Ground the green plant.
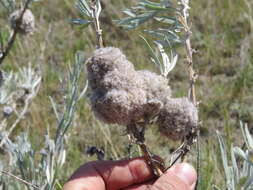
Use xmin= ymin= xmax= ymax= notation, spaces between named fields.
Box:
xmin=0 ymin=64 xmax=41 ymax=148
xmin=217 ymin=122 xmax=253 ymax=190
xmin=0 ymin=53 xmax=86 ymax=189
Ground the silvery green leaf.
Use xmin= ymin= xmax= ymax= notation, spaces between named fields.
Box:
xmin=241 ymin=121 xmax=249 ymax=148
xmin=140 ymin=0 xmax=161 ymax=7
xmin=46 ymin=163 xmax=51 ymax=183
xmin=0 ymin=71 xmax=17 ymax=104
xmin=55 ymin=52 xmax=84 ymax=144
xmin=145 ymin=29 xmax=165 ymax=39
xmin=243 ymin=167 xmax=253 ymax=190
xmin=240 ymin=122 xmax=253 ymax=149
xmin=155 ymin=41 xmax=178 ymax=77
xmin=140 ymin=35 xmax=177 ymax=77
xmin=118 ymin=12 xmax=157 ymax=30
xmin=229 ymin=166 xmax=236 ymax=190
xmin=161 ymin=0 xmax=171 ymax=7
xmin=145 ymin=29 xmax=181 ymax=43
xmin=78 ymin=80 xmax=88 ymax=100
xmin=117 ymin=17 xmax=138 ymax=29
xmin=140 ymin=35 xmax=162 ymax=70
xmin=245 ymin=124 xmax=253 ymax=149
xmin=71 ymin=18 xmax=92 ymax=26
xmin=76 ymin=0 xmax=92 ymax=17
xmin=57 ymin=149 xmax=66 ymax=167
xmin=49 ymin=96 xmax=60 ymax=122
xmin=157 ymin=28 xmax=181 ymax=41
xmin=155 ymin=42 xmax=169 ymax=75
xmin=139 ymin=0 xmax=171 ymax=11
xmin=122 ymin=9 xmax=136 ymax=17
xmin=242 ymin=159 xmax=250 ymax=179
xmin=231 ymin=145 xmax=239 ymax=183
xmin=217 ymin=131 xmax=233 ymax=189
xmin=154 ymin=16 xmax=176 ymax=24
xmin=119 ymin=1 xmax=181 ymax=40
xmin=1 ymin=0 xmax=15 ymax=12
xmin=243 ymin=180 xmax=253 ymax=190
xmin=233 ymin=147 xmax=247 ymax=160
xmin=17 ymin=64 xmax=41 ymax=94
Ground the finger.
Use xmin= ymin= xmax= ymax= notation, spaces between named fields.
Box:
xmin=92 ymin=158 xmax=154 ymax=190
xmin=121 ymin=163 xmax=197 ymax=190
xmin=152 ymin=163 xmax=197 ymax=190
xmin=62 ymin=157 xmax=154 ymax=190
xmin=120 ymin=179 xmax=155 ymax=190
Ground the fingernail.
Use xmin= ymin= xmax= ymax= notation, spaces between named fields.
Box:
xmin=169 ymin=163 xmax=197 ymax=186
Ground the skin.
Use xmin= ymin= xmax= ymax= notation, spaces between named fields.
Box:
xmin=62 ymin=158 xmax=197 ymax=190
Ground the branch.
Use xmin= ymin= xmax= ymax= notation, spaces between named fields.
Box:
xmin=0 ymin=98 xmax=31 ymax=147
xmin=91 ymin=0 xmax=103 ymax=48
xmin=177 ymin=0 xmax=197 ymax=106
xmin=176 ymin=1 xmax=200 ymax=188
xmin=0 ymin=0 xmax=32 ymax=65
xmin=0 ymin=170 xmax=40 ymax=189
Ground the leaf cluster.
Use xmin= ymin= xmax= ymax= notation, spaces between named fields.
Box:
xmin=217 ymin=122 xmax=253 ymax=190
xmin=118 ymin=0 xmax=182 ymax=45
xmin=0 ymin=53 xmax=86 ymax=189
xmin=118 ymin=0 xmax=183 ymax=78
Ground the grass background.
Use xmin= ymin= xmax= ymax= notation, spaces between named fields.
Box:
xmin=0 ymin=0 xmax=253 ymax=189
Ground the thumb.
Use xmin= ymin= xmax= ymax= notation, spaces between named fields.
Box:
xmin=152 ymin=163 xmax=197 ymax=190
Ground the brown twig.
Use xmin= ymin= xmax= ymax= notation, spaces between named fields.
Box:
xmin=127 ymin=123 xmax=165 ymax=177
xmin=176 ymin=0 xmax=199 ymax=156
xmin=91 ymin=0 xmax=103 ymax=48
xmin=0 ymin=0 xmax=32 ymax=65
xmin=167 ymin=3 xmax=198 ymax=168
xmin=0 ymin=170 xmax=40 ymax=189
xmin=139 ymin=143 xmax=165 ymax=176
xmin=173 ymin=1 xmax=200 ymax=188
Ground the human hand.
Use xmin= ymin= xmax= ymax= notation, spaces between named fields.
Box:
xmin=62 ymin=158 xmax=197 ymax=190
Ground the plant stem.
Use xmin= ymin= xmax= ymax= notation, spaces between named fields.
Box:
xmin=178 ymin=1 xmax=197 ymax=106
xmin=0 ymin=170 xmax=40 ymax=189
xmin=0 ymin=0 xmax=32 ymax=65
xmin=178 ymin=1 xmax=200 ymax=189
xmin=127 ymin=123 xmax=165 ymax=177
xmin=139 ymin=143 xmax=165 ymax=176
xmin=0 ymin=95 xmax=32 ymax=147
xmin=91 ymin=0 xmax=103 ymax=48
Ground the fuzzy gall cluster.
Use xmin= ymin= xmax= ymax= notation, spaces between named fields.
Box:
xmin=10 ymin=9 xmax=35 ymax=35
xmin=157 ymin=98 xmax=198 ymax=140
xmin=87 ymin=47 xmax=198 ymax=140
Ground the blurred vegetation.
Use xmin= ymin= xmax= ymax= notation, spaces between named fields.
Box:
xmin=0 ymin=0 xmax=252 ymax=189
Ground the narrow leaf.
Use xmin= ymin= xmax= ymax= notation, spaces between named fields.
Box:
xmin=140 ymin=35 xmax=162 ymax=70
xmin=76 ymin=0 xmax=92 ymax=17
xmin=71 ymin=18 xmax=92 ymax=26
xmin=154 ymin=16 xmax=176 ymax=24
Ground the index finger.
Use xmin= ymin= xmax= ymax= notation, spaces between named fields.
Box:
xmin=62 ymin=157 xmax=154 ymax=190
